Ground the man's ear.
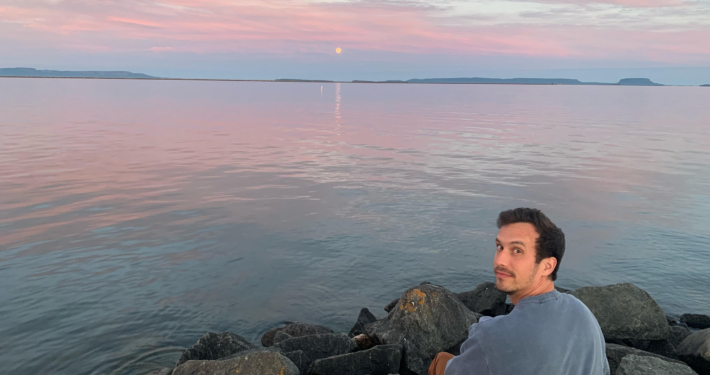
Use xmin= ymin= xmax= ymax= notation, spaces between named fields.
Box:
xmin=542 ymin=257 xmax=557 ymax=277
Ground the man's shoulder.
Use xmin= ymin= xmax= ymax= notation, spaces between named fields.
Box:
xmin=474 ymin=292 xmax=597 ymax=331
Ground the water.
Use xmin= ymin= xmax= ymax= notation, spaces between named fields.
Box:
xmin=0 ymin=78 xmax=708 ymax=374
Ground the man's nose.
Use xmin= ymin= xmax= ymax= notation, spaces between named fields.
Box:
xmin=494 ymin=248 xmax=509 ymax=267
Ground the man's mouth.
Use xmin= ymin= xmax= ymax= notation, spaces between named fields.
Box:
xmin=495 ymin=271 xmax=513 ymax=278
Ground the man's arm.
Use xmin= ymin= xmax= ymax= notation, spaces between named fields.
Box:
xmin=439 ymin=320 xmax=492 ymax=375
xmin=429 ymin=352 xmax=454 ymax=375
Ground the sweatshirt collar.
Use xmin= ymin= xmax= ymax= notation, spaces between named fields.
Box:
xmin=516 ymin=289 xmax=561 ymax=305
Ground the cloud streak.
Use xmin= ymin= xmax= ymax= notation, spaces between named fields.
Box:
xmin=0 ymin=0 xmax=708 ymax=67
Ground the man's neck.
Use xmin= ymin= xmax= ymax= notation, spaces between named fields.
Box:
xmin=510 ymin=280 xmax=555 ymax=305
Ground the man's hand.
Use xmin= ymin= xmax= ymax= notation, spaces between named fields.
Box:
xmin=429 ymin=352 xmax=455 ymax=375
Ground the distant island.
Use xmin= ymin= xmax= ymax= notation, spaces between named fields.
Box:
xmin=701 ymin=84 xmax=710 ymax=87
xmin=355 ymin=77 xmax=664 ymax=86
xmin=1 ymin=67 xmax=696 ymax=86
xmin=0 ymin=67 xmax=155 ymax=79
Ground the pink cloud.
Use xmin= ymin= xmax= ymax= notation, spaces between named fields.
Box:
xmin=0 ymin=0 xmax=708 ymax=65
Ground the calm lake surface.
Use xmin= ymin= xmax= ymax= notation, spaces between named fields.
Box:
xmin=1 ymin=78 xmax=708 ymax=374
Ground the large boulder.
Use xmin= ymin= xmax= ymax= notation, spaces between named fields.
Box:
xmin=176 ymin=331 xmax=256 ymax=366
xmin=384 ymin=298 xmax=399 ymax=313
xmin=273 ymin=331 xmax=294 ymax=345
xmin=645 ymin=340 xmax=677 ymax=359
xmin=146 ymin=369 xmax=173 ymax=375
xmin=616 ymin=354 xmax=697 ymax=375
xmin=606 ymin=343 xmax=686 ymax=375
xmin=676 ymin=328 xmax=710 ymax=375
xmin=172 ymin=350 xmax=299 ymax=375
xmin=572 ymin=283 xmax=669 ymax=341
xmin=681 ymin=314 xmax=710 ymax=329
xmin=348 ymin=308 xmax=378 ymax=338
xmin=273 ymin=332 xmax=357 ymax=371
xmin=282 ymin=350 xmax=309 ymax=375
xmin=261 ymin=322 xmax=333 ymax=347
xmin=455 ymin=282 xmax=507 ymax=317
xmin=669 ymin=325 xmax=693 ymax=348
xmin=309 ymin=344 xmax=402 ymax=375
xmin=365 ymin=282 xmax=479 ymax=375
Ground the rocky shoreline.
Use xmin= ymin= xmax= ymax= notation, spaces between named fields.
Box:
xmin=146 ymin=282 xmax=710 ymax=375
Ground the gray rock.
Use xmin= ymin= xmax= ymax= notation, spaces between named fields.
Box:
xmin=283 ymin=350 xmax=310 ymax=375
xmin=366 ymin=282 xmax=479 ymax=375
xmin=146 ymin=368 xmax=173 ymax=375
xmin=606 ymin=343 xmax=686 ymax=375
xmin=666 ymin=315 xmax=678 ymax=325
xmin=353 ymin=333 xmax=376 ymax=350
xmin=503 ymin=303 xmax=514 ymax=315
xmin=616 ymin=354 xmax=697 ymax=375
xmin=384 ymin=298 xmax=399 ymax=313
xmin=261 ymin=322 xmax=334 ymax=347
xmin=176 ymin=331 xmax=256 ymax=366
xmin=572 ymin=283 xmax=669 ymax=341
xmin=676 ymin=328 xmax=710 ymax=375
xmin=455 ymin=282 xmax=507 ymax=317
xmin=646 ymin=340 xmax=677 ymax=359
xmin=669 ymin=325 xmax=693 ymax=348
xmin=172 ymin=350 xmax=299 ymax=375
xmin=681 ymin=314 xmax=710 ymax=329
xmin=274 ymin=332 xmax=358 ymax=371
xmin=555 ymin=286 xmax=573 ymax=294
xmin=349 ymin=308 xmax=378 ymax=338
xmin=309 ymin=344 xmax=402 ymax=375
xmin=274 ymin=331 xmax=294 ymax=345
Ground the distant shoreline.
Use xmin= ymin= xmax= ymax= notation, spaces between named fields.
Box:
xmin=0 ymin=76 xmax=691 ymax=86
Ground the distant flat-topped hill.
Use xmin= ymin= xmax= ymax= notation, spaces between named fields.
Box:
xmin=616 ymin=78 xmax=662 ymax=86
xmin=0 ymin=67 xmax=155 ymax=79
xmin=404 ymin=77 xmax=664 ymax=86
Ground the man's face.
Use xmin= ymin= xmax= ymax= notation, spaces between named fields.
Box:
xmin=494 ymin=222 xmax=542 ymax=294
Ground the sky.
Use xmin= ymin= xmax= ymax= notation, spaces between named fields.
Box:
xmin=1 ymin=0 xmax=709 ymax=84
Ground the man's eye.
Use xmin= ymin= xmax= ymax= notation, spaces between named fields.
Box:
xmin=514 ymin=249 xmax=522 ymax=254
xmin=496 ymin=245 xmax=503 ymax=251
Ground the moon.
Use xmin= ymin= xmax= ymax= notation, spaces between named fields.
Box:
xmin=336 ymin=47 xmax=342 ymax=54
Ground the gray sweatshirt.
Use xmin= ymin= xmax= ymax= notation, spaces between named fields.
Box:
xmin=445 ymin=289 xmax=610 ymax=375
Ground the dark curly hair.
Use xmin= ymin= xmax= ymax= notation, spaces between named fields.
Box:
xmin=497 ymin=208 xmax=565 ymax=281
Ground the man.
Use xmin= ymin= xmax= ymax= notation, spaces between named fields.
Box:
xmin=429 ymin=208 xmax=609 ymax=375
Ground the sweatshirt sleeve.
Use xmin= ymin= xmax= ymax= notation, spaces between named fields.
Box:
xmin=444 ymin=322 xmax=492 ymax=375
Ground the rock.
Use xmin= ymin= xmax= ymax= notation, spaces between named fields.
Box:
xmin=572 ymin=283 xmax=669 ymax=341
xmin=681 ymin=314 xmax=710 ymax=329
xmin=646 ymin=340 xmax=677 ymax=359
xmin=172 ymin=350 xmax=299 ymax=375
xmin=365 ymin=282 xmax=479 ymax=375
xmin=348 ymin=308 xmax=378 ymax=338
xmin=667 ymin=315 xmax=678 ymax=325
xmin=676 ymin=328 xmax=710 ymax=375
xmin=273 ymin=332 xmax=357 ymax=371
xmin=353 ymin=334 xmax=376 ymax=350
xmin=616 ymin=354 xmax=697 ymax=375
xmin=146 ymin=368 xmax=173 ymax=375
xmin=176 ymin=331 xmax=256 ymax=366
xmin=455 ymin=282 xmax=507 ymax=317
xmin=503 ymin=303 xmax=514 ymax=315
xmin=669 ymin=325 xmax=693 ymax=348
xmin=309 ymin=344 xmax=402 ymax=375
xmin=555 ymin=286 xmax=573 ymax=294
xmin=606 ymin=343 xmax=686 ymax=375
xmin=274 ymin=331 xmax=293 ymax=345
xmin=384 ymin=298 xmax=399 ymax=313
xmin=261 ymin=322 xmax=333 ymax=347
xmin=282 ymin=350 xmax=309 ymax=375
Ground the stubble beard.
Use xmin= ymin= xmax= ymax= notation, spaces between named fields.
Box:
xmin=495 ymin=264 xmax=539 ymax=295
